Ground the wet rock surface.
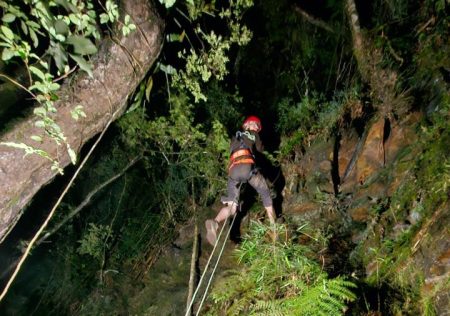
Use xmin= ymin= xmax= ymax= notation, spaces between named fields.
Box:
xmin=281 ymin=112 xmax=448 ymax=313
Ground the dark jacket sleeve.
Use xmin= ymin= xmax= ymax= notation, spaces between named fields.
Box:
xmin=253 ymin=132 xmax=263 ymax=153
xmin=229 ymin=136 xmax=239 ymax=153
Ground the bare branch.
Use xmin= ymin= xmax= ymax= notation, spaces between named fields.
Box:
xmin=35 ymin=155 xmax=141 ymax=247
xmin=293 ymin=5 xmax=335 ymax=33
xmin=0 ymin=111 xmax=116 ymax=302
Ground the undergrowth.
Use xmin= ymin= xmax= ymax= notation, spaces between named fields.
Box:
xmin=205 ymin=222 xmax=356 ymax=315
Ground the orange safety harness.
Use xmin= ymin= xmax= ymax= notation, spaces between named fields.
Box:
xmin=228 ymin=148 xmax=254 ymax=171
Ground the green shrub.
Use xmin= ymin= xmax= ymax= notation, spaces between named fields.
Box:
xmin=206 ymin=222 xmax=356 ymax=315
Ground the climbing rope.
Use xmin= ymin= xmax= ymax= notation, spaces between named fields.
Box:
xmin=184 ymin=180 xmax=248 ymax=315
xmin=195 ymin=211 xmax=238 ymax=316
xmin=185 ymin=180 xmax=246 ymax=316
xmin=0 ymin=112 xmax=118 ymax=303
xmin=184 ymin=210 xmax=238 ymax=316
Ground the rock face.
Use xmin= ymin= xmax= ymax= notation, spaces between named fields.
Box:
xmin=0 ymin=0 xmax=164 ymax=243
xmin=410 ymin=203 xmax=450 ymax=315
xmin=281 ymin=111 xmax=449 ymax=313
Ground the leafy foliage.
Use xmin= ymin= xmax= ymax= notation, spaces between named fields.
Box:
xmin=77 ymin=223 xmax=112 ymax=261
xmin=206 ymin=222 xmax=356 ymax=315
xmin=119 ymin=92 xmax=229 ymax=209
xmin=277 ymin=89 xmax=361 ymax=158
xmin=170 ymin=0 xmax=253 ymax=102
xmin=0 ymin=0 xmax=134 ymax=172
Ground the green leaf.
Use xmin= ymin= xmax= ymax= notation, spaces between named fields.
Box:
xmin=71 ymin=105 xmax=86 ymax=120
xmin=1 ymin=26 xmax=14 ymax=40
xmin=50 ymin=92 xmax=59 ymax=101
xmin=30 ymin=135 xmax=43 ymax=142
xmin=126 ymin=101 xmax=140 ymax=114
xmin=39 ymin=60 xmax=49 ymax=70
xmin=29 ymin=28 xmax=39 ymax=48
xmin=159 ymin=63 xmax=176 ymax=75
xmin=99 ymin=13 xmax=109 ymax=24
xmin=35 ymin=120 xmax=45 ymax=128
xmin=159 ymin=0 xmax=177 ymax=9
xmin=33 ymin=106 xmax=47 ymax=116
xmin=145 ymin=76 xmax=153 ymax=101
xmin=67 ymin=146 xmax=77 ymax=164
xmin=166 ymin=33 xmax=181 ymax=42
xmin=49 ymin=43 xmax=68 ymax=72
xmin=122 ymin=26 xmax=130 ymax=36
xmin=29 ymin=66 xmax=46 ymax=81
xmin=49 ymin=82 xmax=60 ymax=91
xmin=0 ymin=142 xmax=26 ymax=150
xmin=68 ymin=13 xmax=79 ymax=25
xmin=66 ymin=35 xmax=97 ymax=55
xmin=70 ymin=54 xmax=93 ymax=77
xmin=54 ymin=0 xmax=78 ymax=13
xmin=26 ymin=21 xmax=40 ymax=29
xmin=30 ymin=82 xmax=45 ymax=92
xmin=1 ymin=48 xmax=15 ymax=61
xmin=54 ymin=19 xmax=69 ymax=35
xmin=51 ymin=162 xmax=64 ymax=174
xmin=2 ymin=13 xmax=16 ymax=23
xmin=20 ymin=20 xmax=28 ymax=35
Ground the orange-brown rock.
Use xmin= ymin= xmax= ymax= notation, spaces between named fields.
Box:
xmin=286 ymin=201 xmax=321 ymax=215
xmin=348 ymin=204 xmax=370 ymax=222
xmin=384 ymin=113 xmax=421 ymax=164
xmin=338 ymin=131 xmax=359 ymax=185
xmin=355 ymin=117 xmax=385 ymax=185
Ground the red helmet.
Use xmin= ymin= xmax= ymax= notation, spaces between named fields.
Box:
xmin=243 ymin=115 xmax=262 ymax=132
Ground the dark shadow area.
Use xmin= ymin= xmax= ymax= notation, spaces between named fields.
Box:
xmin=349 ymin=281 xmax=409 ymax=315
xmin=324 ymin=232 xmax=355 ymax=278
xmin=0 ymin=168 xmax=75 ymax=286
xmin=195 ymin=232 xmax=202 ymax=286
xmin=331 ymin=132 xmax=341 ymax=195
xmin=0 ymin=127 xmax=117 ymax=287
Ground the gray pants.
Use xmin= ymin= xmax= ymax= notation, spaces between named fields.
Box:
xmin=223 ymin=164 xmax=272 ymax=207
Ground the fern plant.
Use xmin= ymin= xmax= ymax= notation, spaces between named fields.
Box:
xmin=205 ymin=221 xmax=356 ymax=315
xmin=282 ymin=277 xmax=357 ymax=315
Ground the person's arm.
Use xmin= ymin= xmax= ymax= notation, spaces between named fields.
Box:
xmin=254 ymin=132 xmax=264 ymax=153
xmin=230 ymin=136 xmax=239 ymax=153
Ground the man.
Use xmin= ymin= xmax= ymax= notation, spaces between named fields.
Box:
xmin=205 ymin=115 xmax=275 ymax=246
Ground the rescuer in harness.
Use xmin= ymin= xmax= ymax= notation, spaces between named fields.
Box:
xmin=205 ymin=116 xmax=276 ymax=246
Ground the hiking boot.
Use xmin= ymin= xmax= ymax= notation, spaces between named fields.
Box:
xmin=205 ymin=219 xmax=219 ymax=246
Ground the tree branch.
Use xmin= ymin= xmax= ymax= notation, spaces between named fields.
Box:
xmin=186 ymin=223 xmax=199 ymax=316
xmin=345 ymin=0 xmax=368 ymax=80
xmin=293 ymin=5 xmax=335 ymax=33
xmin=0 ymin=110 xmax=116 ymax=302
xmin=35 ymin=155 xmax=141 ymax=247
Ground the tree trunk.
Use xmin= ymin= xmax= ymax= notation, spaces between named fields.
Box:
xmin=0 ymin=0 xmax=164 ymax=243
xmin=345 ymin=0 xmax=367 ymax=80
xmin=345 ymin=0 xmax=407 ymax=116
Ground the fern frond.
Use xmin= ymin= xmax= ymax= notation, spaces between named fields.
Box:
xmin=250 ymin=299 xmax=284 ymax=316
xmin=207 ymin=221 xmax=357 ymax=315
